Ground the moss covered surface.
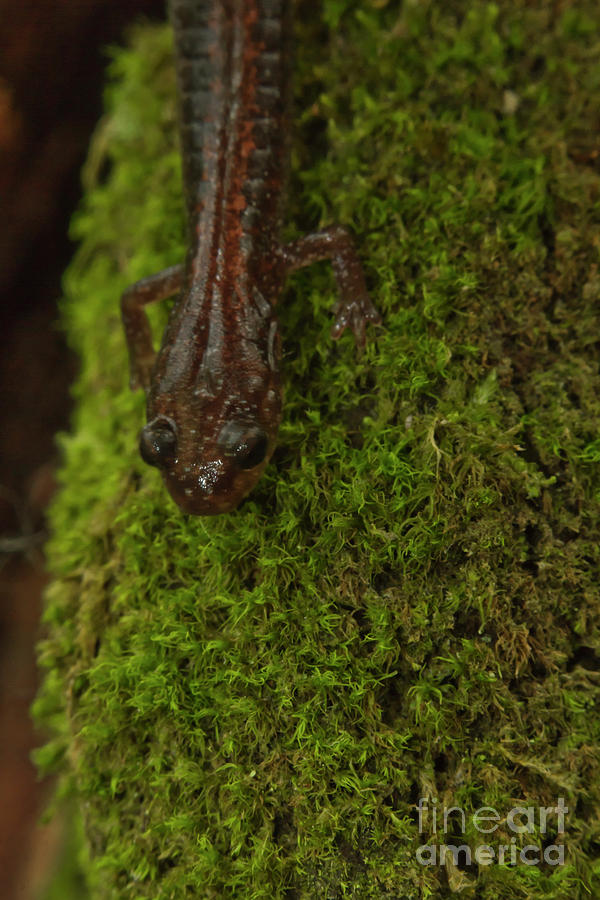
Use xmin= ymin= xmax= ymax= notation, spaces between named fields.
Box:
xmin=34 ymin=0 xmax=600 ymax=897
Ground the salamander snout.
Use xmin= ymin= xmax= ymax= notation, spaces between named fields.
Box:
xmin=138 ymin=414 xmax=274 ymax=515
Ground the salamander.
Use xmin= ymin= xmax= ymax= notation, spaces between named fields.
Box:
xmin=121 ymin=0 xmax=380 ymax=515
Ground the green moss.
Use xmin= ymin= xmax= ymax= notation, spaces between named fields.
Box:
xmin=35 ymin=1 xmax=600 ymax=897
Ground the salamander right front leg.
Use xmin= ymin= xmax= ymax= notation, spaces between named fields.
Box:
xmin=121 ymin=264 xmax=184 ymax=392
xmin=280 ymin=226 xmax=381 ymax=348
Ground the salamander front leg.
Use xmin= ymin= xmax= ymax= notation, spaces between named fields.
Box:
xmin=121 ymin=264 xmax=184 ymax=391
xmin=280 ymin=225 xmax=381 ymax=347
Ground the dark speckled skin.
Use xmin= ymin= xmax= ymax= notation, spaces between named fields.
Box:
xmin=121 ymin=0 xmax=380 ymax=515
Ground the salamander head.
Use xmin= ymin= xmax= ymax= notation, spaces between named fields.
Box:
xmin=138 ymin=388 xmax=282 ymax=515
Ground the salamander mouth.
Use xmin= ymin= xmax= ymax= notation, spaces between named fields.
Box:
xmin=163 ymin=456 xmax=269 ymax=516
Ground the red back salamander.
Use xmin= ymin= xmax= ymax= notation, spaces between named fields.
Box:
xmin=121 ymin=0 xmax=380 ymax=515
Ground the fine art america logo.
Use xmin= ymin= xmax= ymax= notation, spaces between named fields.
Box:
xmin=416 ymin=798 xmax=568 ymax=867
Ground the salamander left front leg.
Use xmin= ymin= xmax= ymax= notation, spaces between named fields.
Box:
xmin=280 ymin=225 xmax=381 ymax=347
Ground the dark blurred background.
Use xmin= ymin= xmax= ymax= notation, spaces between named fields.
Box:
xmin=0 ymin=2 xmax=163 ymax=896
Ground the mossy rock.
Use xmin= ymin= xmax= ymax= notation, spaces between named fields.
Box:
xmin=34 ymin=1 xmax=600 ymax=897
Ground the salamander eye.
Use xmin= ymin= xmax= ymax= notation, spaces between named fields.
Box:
xmin=237 ymin=429 xmax=268 ymax=470
xmin=139 ymin=418 xmax=177 ymax=468
xmin=219 ymin=422 xmax=269 ymax=470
